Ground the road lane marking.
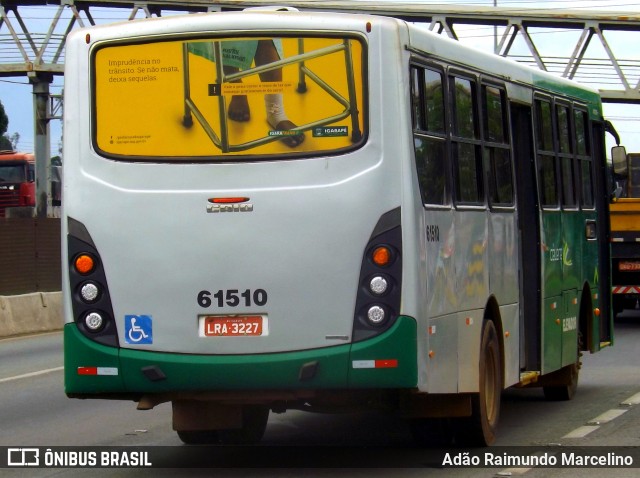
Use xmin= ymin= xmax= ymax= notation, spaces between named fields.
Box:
xmin=621 ymin=391 xmax=640 ymax=406
xmin=562 ymin=425 xmax=600 ymax=438
xmin=587 ymin=408 xmax=628 ymax=425
xmin=0 ymin=366 xmax=63 ymax=384
xmin=495 ymin=468 xmax=532 ymax=476
xmin=497 ymin=392 xmax=640 ymax=476
xmin=494 ymin=451 xmax=561 ymax=477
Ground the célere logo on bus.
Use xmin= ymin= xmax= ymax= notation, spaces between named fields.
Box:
xmin=206 ymin=197 xmax=254 ymax=214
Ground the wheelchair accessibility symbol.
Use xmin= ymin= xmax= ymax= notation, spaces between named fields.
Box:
xmin=124 ymin=315 xmax=153 ymax=344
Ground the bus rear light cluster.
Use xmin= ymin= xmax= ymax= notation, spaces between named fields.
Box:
xmin=353 ymin=209 xmax=402 ymax=342
xmin=366 ymin=305 xmax=386 ymax=324
xmin=71 ymin=250 xmax=113 ymax=338
xmin=84 ymin=311 xmax=105 ymax=331
xmin=68 ymin=219 xmax=119 ymax=347
xmin=361 ymin=245 xmax=398 ymax=327
xmin=369 ymin=275 xmax=389 ymax=295
xmin=372 ymin=246 xmax=392 ymax=267
xmin=79 ymin=282 xmax=100 ymax=303
xmin=74 ymin=253 xmax=96 ymax=275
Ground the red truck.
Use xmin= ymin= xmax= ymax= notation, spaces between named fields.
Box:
xmin=0 ymin=151 xmax=35 ymax=217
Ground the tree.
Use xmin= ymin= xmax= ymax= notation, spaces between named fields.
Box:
xmin=0 ymin=99 xmax=14 ymax=150
xmin=7 ymin=132 xmax=20 ymax=149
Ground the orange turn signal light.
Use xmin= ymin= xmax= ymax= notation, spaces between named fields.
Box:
xmin=75 ymin=254 xmax=96 ymax=275
xmin=372 ymin=246 xmax=392 ymax=267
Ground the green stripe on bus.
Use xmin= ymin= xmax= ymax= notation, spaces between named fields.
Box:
xmin=64 ymin=316 xmax=418 ymax=394
xmin=533 ymin=73 xmax=603 ymax=120
xmin=348 ymin=316 xmax=417 ymax=388
xmin=64 ymin=324 xmax=124 ymax=394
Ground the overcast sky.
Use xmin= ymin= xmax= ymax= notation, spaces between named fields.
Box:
xmin=1 ymin=0 xmax=640 ymax=153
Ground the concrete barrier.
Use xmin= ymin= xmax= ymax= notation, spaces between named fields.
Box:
xmin=0 ymin=292 xmax=63 ymax=338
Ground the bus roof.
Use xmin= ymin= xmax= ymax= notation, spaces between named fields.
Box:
xmin=74 ymin=9 xmax=603 ymax=120
xmin=405 ymin=22 xmax=603 ymax=119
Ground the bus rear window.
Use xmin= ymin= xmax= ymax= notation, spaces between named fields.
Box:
xmin=93 ymin=35 xmax=366 ymax=161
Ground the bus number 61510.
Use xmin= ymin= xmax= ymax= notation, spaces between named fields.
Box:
xmin=197 ymin=289 xmax=268 ymax=308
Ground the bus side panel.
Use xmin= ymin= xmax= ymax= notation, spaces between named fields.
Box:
xmin=426 ymin=313 xmax=458 ymax=393
xmin=561 ymin=289 xmax=579 ymax=368
xmin=425 ymin=211 xmax=456 ymax=319
xmin=423 ymin=209 xmax=488 ymax=318
xmin=457 ymin=310 xmax=484 ymax=393
xmin=488 ymin=213 xmax=519 ymax=306
xmin=488 ymin=212 xmax=520 ymax=388
xmin=540 ymin=210 xmax=562 ymax=375
xmin=453 ymin=211 xmax=489 ymax=312
xmin=558 ymin=210 xmax=585 ymax=369
xmin=422 ymin=210 xmax=487 ymax=394
xmin=540 ymin=204 xmax=594 ymax=373
xmin=498 ymin=303 xmax=520 ymax=388
xmin=542 ymin=296 xmax=562 ymax=373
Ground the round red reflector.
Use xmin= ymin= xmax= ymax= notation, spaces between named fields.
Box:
xmin=372 ymin=246 xmax=391 ymax=267
xmin=75 ymin=254 xmax=95 ymax=275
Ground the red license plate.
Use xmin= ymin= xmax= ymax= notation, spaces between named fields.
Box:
xmin=203 ymin=315 xmax=265 ymax=336
xmin=619 ymin=261 xmax=640 ymax=272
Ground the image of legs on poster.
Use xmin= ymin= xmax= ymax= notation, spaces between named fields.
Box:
xmin=224 ymin=39 xmax=305 ymax=148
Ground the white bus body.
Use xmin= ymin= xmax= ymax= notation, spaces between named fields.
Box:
xmin=63 ymin=9 xmax=612 ymax=446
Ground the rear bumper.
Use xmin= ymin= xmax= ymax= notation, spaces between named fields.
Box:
xmin=64 ymin=316 xmax=417 ymax=396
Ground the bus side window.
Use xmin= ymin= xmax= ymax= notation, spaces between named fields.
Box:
xmin=482 ymin=85 xmax=513 ymax=206
xmin=557 ymin=103 xmax=577 ymax=208
xmin=411 ymin=66 xmax=448 ymax=206
xmin=452 ymin=76 xmax=483 ymax=205
xmin=535 ymin=98 xmax=559 ymax=207
xmin=574 ymin=108 xmax=594 ymax=208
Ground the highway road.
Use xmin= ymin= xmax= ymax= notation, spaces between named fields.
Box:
xmin=2 ymin=314 xmax=640 ymax=477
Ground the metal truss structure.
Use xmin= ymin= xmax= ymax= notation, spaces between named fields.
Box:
xmin=1 ymin=0 xmax=639 ymax=215
xmin=2 ymin=0 xmax=640 ymax=101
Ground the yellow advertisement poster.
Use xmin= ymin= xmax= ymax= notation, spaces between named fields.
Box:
xmin=94 ymin=36 xmax=365 ymax=159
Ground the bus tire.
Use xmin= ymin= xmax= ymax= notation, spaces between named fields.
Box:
xmin=543 ymin=327 xmax=582 ymax=401
xmin=217 ymin=405 xmax=270 ymax=445
xmin=410 ymin=418 xmax=456 ymax=447
xmin=460 ymin=319 xmax=501 ymax=446
xmin=177 ymin=430 xmax=219 ymax=445
xmin=543 ymin=362 xmax=579 ymax=401
xmin=176 ymin=406 xmax=269 ymax=445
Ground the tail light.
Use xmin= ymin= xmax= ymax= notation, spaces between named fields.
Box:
xmin=68 ymin=218 xmax=118 ymax=347
xmin=353 ymin=208 xmax=402 ymax=342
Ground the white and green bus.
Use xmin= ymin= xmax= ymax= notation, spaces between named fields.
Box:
xmin=63 ymin=8 xmax=617 ymax=446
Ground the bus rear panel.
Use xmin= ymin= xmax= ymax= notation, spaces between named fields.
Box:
xmin=63 ymin=10 xmax=613 ymax=447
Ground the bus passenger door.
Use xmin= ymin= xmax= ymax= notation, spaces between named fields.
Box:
xmin=511 ymin=103 xmax=541 ymax=372
xmin=591 ymin=121 xmax=613 ymax=348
